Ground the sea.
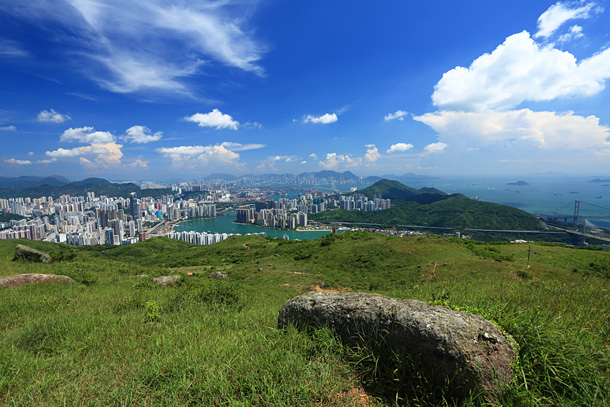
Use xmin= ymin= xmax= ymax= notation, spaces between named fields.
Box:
xmin=175 ymin=175 xmax=610 ymax=237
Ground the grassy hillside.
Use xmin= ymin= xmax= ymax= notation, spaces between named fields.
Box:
xmin=1 ymin=235 xmax=609 ymax=406
xmin=313 ymin=194 xmax=544 ymax=230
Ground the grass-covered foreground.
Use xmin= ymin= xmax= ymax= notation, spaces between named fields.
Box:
xmin=0 ymin=233 xmax=609 ymax=406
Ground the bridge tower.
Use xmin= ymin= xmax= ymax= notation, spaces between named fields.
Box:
xmin=573 ymin=200 xmax=580 ymax=226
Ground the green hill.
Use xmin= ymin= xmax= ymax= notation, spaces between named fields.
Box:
xmin=0 ymin=235 xmax=608 ymax=406
xmin=316 ymin=179 xmax=543 ymax=231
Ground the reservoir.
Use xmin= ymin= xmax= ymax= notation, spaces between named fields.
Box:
xmin=174 ymin=211 xmax=332 ymax=240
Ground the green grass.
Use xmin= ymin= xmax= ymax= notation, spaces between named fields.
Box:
xmin=0 ymin=233 xmax=609 ymax=406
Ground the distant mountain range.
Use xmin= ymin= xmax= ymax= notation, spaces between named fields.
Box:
xmin=0 ymin=175 xmax=71 ymax=189
xmin=0 ymin=177 xmax=171 ymax=199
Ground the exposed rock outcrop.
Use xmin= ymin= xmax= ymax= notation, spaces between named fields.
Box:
xmin=278 ymin=291 xmax=517 ymax=398
xmin=153 ymin=275 xmax=180 ymax=286
xmin=0 ymin=273 xmax=75 ymax=289
xmin=208 ymin=271 xmax=228 ymax=280
xmin=13 ymin=244 xmax=53 ymax=263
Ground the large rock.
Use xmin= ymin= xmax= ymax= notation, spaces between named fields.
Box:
xmin=0 ymin=273 xmax=75 ymax=289
xmin=13 ymin=244 xmax=53 ymax=263
xmin=153 ymin=275 xmax=181 ymax=286
xmin=208 ymin=271 xmax=228 ymax=280
xmin=278 ymin=291 xmax=517 ymax=398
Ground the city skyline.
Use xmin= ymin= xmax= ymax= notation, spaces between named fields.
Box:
xmin=1 ymin=1 xmax=610 ymax=180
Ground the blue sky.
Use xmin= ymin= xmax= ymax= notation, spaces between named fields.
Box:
xmin=1 ymin=0 xmax=610 ymax=181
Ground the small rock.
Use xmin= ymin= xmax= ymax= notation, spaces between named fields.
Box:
xmin=258 ymin=268 xmax=263 ymax=271
xmin=0 ymin=273 xmax=74 ymax=289
xmin=208 ymin=271 xmax=228 ymax=280
xmin=153 ymin=275 xmax=180 ymax=286
xmin=13 ymin=245 xmax=53 ymax=263
xmin=129 ymin=274 xmax=149 ymax=279
xmin=274 ymin=254 xmax=280 ymax=257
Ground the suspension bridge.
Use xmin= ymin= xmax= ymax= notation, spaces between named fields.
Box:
xmin=538 ymin=200 xmax=610 ymax=244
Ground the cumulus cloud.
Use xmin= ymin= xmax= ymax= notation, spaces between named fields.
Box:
xmin=431 ymin=31 xmax=610 ymax=112
xmin=384 ymin=110 xmax=409 ymax=121
xmin=558 ymin=25 xmax=584 ymax=42
xmin=304 ymin=113 xmax=338 ymax=124
xmin=4 ymin=158 xmax=31 ymax=165
xmin=156 ymin=143 xmax=241 ymax=167
xmin=60 ymin=126 xmax=115 ymax=143
xmin=185 ymin=109 xmax=239 ymax=130
xmin=424 ymin=142 xmax=448 ymax=154
xmin=0 ymin=1 xmax=266 ymax=95
xmin=387 ymin=143 xmax=414 ymax=153
xmin=365 ymin=145 xmax=381 ymax=162
xmin=319 ymin=153 xmax=360 ymax=169
xmin=46 ymin=142 xmax=124 ymax=168
xmin=122 ymin=125 xmax=163 ymax=143
xmin=127 ymin=159 xmax=149 ymax=168
xmin=534 ymin=1 xmax=597 ymax=39
xmin=0 ymin=125 xmax=16 ymax=131
xmin=309 ymin=153 xmax=317 ymax=159
xmin=414 ymin=109 xmax=610 ymax=150
xmin=37 ymin=109 xmax=71 ymax=123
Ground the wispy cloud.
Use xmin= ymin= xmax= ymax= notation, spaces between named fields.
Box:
xmin=0 ymin=39 xmax=29 ymax=57
xmin=534 ymin=1 xmax=598 ymax=39
xmin=1 ymin=0 xmax=266 ymax=95
xmin=0 ymin=125 xmax=16 ymax=131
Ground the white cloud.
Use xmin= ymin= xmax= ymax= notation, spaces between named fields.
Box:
xmin=414 ymin=109 xmax=610 ymax=150
xmin=1 ymin=0 xmax=265 ymax=95
xmin=36 ymin=158 xmax=57 ymax=164
xmin=60 ymin=126 xmax=114 ymax=143
xmin=37 ymin=109 xmax=71 ymax=123
xmin=220 ymin=142 xmax=265 ymax=151
xmin=319 ymin=153 xmax=360 ymax=169
xmin=386 ymin=143 xmax=414 ymax=153
xmin=185 ymin=109 xmax=239 ymax=130
xmin=309 ymin=153 xmax=317 ymax=159
xmin=300 ymin=161 xmax=307 ymax=164
xmin=384 ymin=110 xmax=409 ymax=121
xmin=432 ymin=31 xmax=610 ymax=111
xmin=534 ymin=1 xmax=597 ymax=39
xmin=46 ymin=142 xmax=124 ymax=168
xmin=365 ymin=145 xmax=381 ymax=162
xmin=0 ymin=39 xmax=29 ymax=57
xmin=4 ymin=158 xmax=32 ymax=165
xmin=304 ymin=113 xmax=338 ymax=124
xmin=0 ymin=125 xmax=16 ymax=131
xmin=424 ymin=142 xmax=448 ymax=153
xmin=122 ymin=125 xmax=163 ymax=143
xmin=558 ymin=25 xmax=584 ymax=42
xmin=156 ymin=143 xmax=241 ymax=167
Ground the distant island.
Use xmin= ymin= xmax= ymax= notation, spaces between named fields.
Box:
xmin=589 ymin=178 xmax=610 ymax=183
xmin=507 ymin=181 xmax=529 ymax=186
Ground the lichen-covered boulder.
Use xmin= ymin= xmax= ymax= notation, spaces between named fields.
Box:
xmin=0 ymin=273 xmax=75 ymax=289
xmin=14 ymin=245 xmax=53 ymax=263
xmin=278 ymin=291 xmax=517 ymax=398
xmin=208 ymin=271 xmax=228 ymax=280
xmin=153 ymin=275 xmax=180 ymax=286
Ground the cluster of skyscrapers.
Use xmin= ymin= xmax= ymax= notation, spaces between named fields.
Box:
xmin=165 ymin=230 xmax=265 ymax=245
